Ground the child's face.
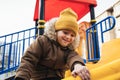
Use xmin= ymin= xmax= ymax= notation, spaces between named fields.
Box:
xmin=56 ymin=29 xmax=75 ymax=47
xmin=78 ymin=22 xmax=90 ymax=39
xmin=79 ymin=24 xmax=86 ymax=39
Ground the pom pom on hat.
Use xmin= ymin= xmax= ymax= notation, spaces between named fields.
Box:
xmin=55 ymin=8 xmax=79 ymax=36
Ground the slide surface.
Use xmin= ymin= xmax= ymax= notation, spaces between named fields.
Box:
xmin=63 ymin=38 xmax=120 ymax=80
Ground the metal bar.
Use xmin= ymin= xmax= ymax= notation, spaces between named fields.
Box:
xmin=40 ymin=0 xmax=44 ymax=20
xmin=2 ymin=37 xmax=6 ymax=70
xmin=89 ymin=5 xmax=100 ymax=62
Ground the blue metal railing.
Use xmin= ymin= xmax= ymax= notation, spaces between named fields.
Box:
xmin=0 ymin=27 xmax=36 ymax=75
xmin=86 ymin=16 xmax=116 ymax=62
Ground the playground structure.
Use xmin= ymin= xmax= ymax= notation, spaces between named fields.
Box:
xmin=0 ymin=0 xmax=120 ymax=79
xmin=0 ymin=15 xmax=120 ymax=80
xmin=63 ymin=16 xmax=120 ymax=80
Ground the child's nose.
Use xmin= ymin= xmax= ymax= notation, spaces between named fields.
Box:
xmin=66 ymin=35 xmax=72 ymax=39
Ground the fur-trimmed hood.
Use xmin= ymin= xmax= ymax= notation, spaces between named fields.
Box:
xmin=44 ymin=18 xmax=80 ymax=50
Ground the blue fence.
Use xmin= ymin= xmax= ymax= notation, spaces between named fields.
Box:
xmin=86 ymin=16 xmax=116 ymax=62
xmin=0 ymin=27 xmax=36 ymax=75
xmin=0 ymin=16 xmax=116 ymax=77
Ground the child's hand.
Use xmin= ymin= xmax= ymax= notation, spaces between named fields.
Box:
xmin=71 ymin=64 xmax=90 ymax=80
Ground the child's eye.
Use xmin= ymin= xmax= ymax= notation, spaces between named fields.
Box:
xmin=71 ymin=34 xmax=75 ymax=37
xmin=63 ymin=31 xmax=68 ymax=34
xmin=63 ymin=30 xmax=75 ymax=37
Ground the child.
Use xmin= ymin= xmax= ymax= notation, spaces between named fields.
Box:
xmin=76 ymin=21 xmax=91 ymax=59
xmin=14 ymin=8 xmax=90 ymax=80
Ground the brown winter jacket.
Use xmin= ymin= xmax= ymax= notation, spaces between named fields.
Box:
xmin=15 ymin=18 xmax=85 ymax=80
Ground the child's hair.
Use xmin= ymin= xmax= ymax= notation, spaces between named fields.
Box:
xmin=76 ymin=21 xmax=91 ymax=58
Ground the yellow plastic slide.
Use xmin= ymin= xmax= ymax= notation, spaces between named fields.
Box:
xmin=63 ymin=38 xmax=120 ymax=80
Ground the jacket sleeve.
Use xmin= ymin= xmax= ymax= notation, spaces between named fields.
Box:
xmin=66 ymin=51 xmax=85 ymax=71
xmin=15 ymin=36 xmax=46 ymax=80
xmin=14 ymin=77 xmax=25 ymax=80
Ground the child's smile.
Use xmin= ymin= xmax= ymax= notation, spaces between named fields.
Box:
xmin=56 ymin=29 xmax=75 ymax=47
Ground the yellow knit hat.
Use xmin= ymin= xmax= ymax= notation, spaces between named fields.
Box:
xmin=55 ymin=8 xmax=79 ymax=36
